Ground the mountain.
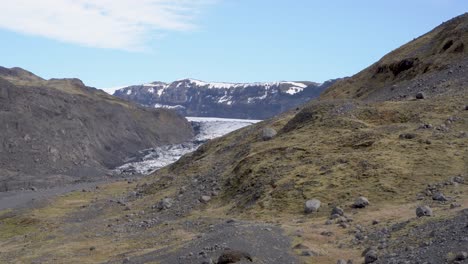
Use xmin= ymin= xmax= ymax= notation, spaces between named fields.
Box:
xmin=1 ymin=14 xmax=467 ymax=264
xmin=113 ymin=78 xmax=338 ymax=119
xmin=0 ymin=67 xmax=193 ymax=191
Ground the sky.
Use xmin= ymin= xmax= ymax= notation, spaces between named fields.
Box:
xmin=0 ymin=0 xmax=466 ymax=93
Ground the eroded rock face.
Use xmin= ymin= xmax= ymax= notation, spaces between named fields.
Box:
xmin=0 ymin=69 xmax=193 ymax=190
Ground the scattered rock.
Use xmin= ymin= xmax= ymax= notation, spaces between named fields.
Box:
xmin=399 ymin=133 xmax=417 ymax=139
xmin=331 ymin=206 xmax=344 ymax=217
xmin=262 ymin=127 xmax=277 ymax=141
xmin=330 ymin=213 xmax=341 ymax=220
xmin=200 ymin=195 xmax=212 ymax=203
xmin=217 ymin=250 xmax=253 ymax=264
xmin=320 ymin=231 xmax=334 ymax=237
xmin=372 ymin=220 xmax=379 ymax=225
xmin=339 ymin=222 xmax=349 ymax=229
xmin=416 ymin=205 xmax=433 ymax=217
xmin=293 ymin=243 xmax=309 ymax=250
xmin=450 ymin=203 xmax=461 ymax=209
xmin=300 ymin=250 xmax=316 ymax=256
xmin=30 ymin=186 xmax=37 ymax=191
xmin=362 ymin=247 xmax=376 ymax=257
xmin=464 ymin=105 xmax=468 ymax=111
xmin=304 ymin=199 xmax=321 ymax=214
xmin=364 ymin=250 xmax=378 ymax=263
xmin=154 ymin=198 xmax=173 ymax=210
xmin=415 ymin=92 xmax=426 ymax=99
xmin=89 ymin=246 xmax=96 ymax=251
xmin=452 ymin=176 xmax=464 ymax=184
xmin=337 ymin=260 xmax=347 ymax=264
xmin=432 ymin=192 xmax=448 ymax=202
xmin=353 ymin=196 xmax=370 ymax=208
xmin=455 ymin=251 xmax=468 ymax=261
xmin=419 ymin=123 xmax=433 ymax=129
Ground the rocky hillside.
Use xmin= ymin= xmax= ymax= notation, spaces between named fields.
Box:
xmin=135 ymin=13 xmax=467 ymax=262
xmin=113 ymin=79 xmax=337 ymax=119
xmin=0 ymin=67 xmax=193 ymax=191
xmin=321 ymin=13 xmax=467 ymax=101
xmin=0 ymin=14 xmax=467 ymax=264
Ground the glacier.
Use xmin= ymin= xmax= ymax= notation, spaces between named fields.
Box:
xmin=114 ymin=117 xmax=261 ymax=175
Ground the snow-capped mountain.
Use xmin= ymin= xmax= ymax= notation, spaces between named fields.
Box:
xmin=113 ymin=78 xmax=337 ymax=119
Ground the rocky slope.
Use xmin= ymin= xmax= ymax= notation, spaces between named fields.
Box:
xmin=0 ymin=67 xmax=193 ymax=191
xmin=0 ymin=14 xmax=467 ymax=264
xmin=113 ymin=79 xmax=338 ymax=119
xmin=321 ymin=13 xmax=467 ymax=102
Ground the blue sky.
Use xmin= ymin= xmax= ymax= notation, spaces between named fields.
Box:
xmin=0 ymin=1 xmax=466 ymax=92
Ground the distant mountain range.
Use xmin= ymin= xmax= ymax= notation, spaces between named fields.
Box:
xmin=113 ymin=78 xmax=339 ymax=119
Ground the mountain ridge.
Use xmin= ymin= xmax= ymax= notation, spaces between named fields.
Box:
xmin=113 ymin=78 xmax=338 ymax=119
xmin=0 ymin=67 xmax=193 ymax=191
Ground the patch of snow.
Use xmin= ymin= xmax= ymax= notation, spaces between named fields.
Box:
xmin=285 ymin=87 xmax=302 ymax=95
xmin=157 ymin=88 xmax=164 ymax=96
xmin=247 ymin=89 xmax=269 ymax=103
xmin=182 ymin=79 xmax=308 ymax=90
xmin=148 ymin=87 xmax=155 ymax=93
xmin=283 ymin=82 xmax=308 ymax=88
xmin=217 ymin=93 xmax=233 ymax=104
xmin=126 ymin=89 xmax=132 ymax=95
xmin=154 ymin=104 xmax=185 ymax=109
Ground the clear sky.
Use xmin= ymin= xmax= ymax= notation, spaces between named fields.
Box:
xmin=0 ymin=1 xmax=466 ymax=92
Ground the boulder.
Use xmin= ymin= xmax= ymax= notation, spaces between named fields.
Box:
xmin=399 ymin=133 xmax=417 ymax=139
xmin=200 ymin=195 xmax=212 ymax=203
xmin=353 ymin=196 xmax=369 ymax=208
xmin=262 ymin=127 xmax=277 ymax=141
xmin=331 ymin=206 xmax=344 ymax=216
xmin=452 ymin=176 xmax=464 ymax=184
xmin=364 ymin=250 xmax=378 ymax=263
xmin=416 ymin=205 xmax=433 ymax=217
xmin=217 ymin=250 xmax=252 ymax=264
xmin=155 ymin=198 xmax=173 ymax=210
xmin=432 ymin=192 xmax=448 ymax=201
xmin=415 ymin=92 xmax=426 ymax=99
xmin=304 ymin=199 xmax=321 ymax=214
xmin=456 ymin=251 xmax=468 ymax=261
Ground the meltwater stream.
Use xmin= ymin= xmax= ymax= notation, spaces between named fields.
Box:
xmin=114 ymin=117 xmax=261 ymax=175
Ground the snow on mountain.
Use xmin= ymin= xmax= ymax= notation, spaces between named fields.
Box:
xmin=184 ymin=78 xmax=309 ymax=91
xmin=113 ymin=78 xmax=337 ymax=119
xmin=114 ymin=117 xmax=260 ymax=175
